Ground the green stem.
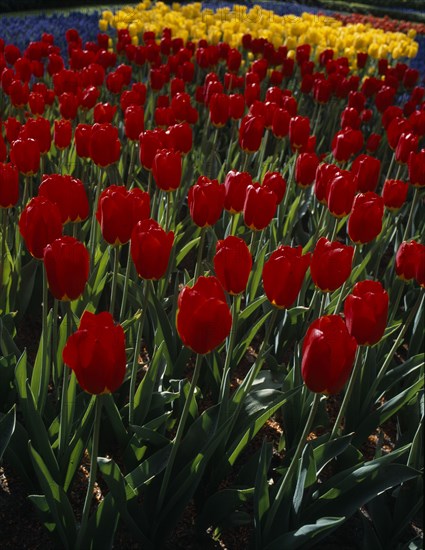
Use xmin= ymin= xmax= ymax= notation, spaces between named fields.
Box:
xmin=402 ymin=187 xmax=420 ymax=242
xmin=89 ymin=178 xmax=103 ymax=271
xmin=385 ymin=152 xmax=395 ymax=181
xmin=218 ymin=295 xmax=241 ymax=406
xmin=156 ymin=353 xmax=203 ymax=513
xmin=329 ymin=215 xmax=339 ymax=241
xmin=265 ymin=392 xmax=321 ymax=536
xmin=109 ymin=245 xmax=120 ymax=317
xmin=126 ymin=142 xmax=138 ymax=189
xmin=330 ymin=346 xmax=364 ymax=439
xmin=58 ymin=302 xmax=73 ymax=460
xmin=128 ymin=280 xmax=151 ymax=425
xmin=39 ymin=264 xmax=50 ymax=414
xmin=0 ymin=209 xmax=7 ymax=309
xmin=165 ymin=191 xmax=172 ymax=232
xmin=119 ymin=243 xmax=133 ymax=323
xmin=76 ymin=394 xmax=103 ymax=550
xmin=194 ymin=227 xmax=207 ymax=281
xmin=255 ymin=129 xmax=269 ymax=181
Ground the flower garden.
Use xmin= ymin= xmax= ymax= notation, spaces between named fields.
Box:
xmin=0 ymin=1 xmax=424 ymax=548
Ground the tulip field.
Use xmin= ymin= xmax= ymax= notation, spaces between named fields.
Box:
xmin=0 ymin=1 xmax=424 ymax=548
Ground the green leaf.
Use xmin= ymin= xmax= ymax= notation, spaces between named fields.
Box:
xmin=29 ymin=442 xmax=77 ymax=548
xmin=246 ymin=241 xmax=268 ymax=303
xmin=86 ymin=492 xmax=120 ymax=550
xmin=175 ymin=234 xmax=200 ymax=267
xmin=264 ymin=516 xmax=346 ymax=550
xmin=293 ymin=443 xmax=316 ymax=516
xmin=0 ymin=404 xmax=16 ymax=461
xmin=126 ymin=444 xmax=172 ymax=491
xmin=233 ymin=309 xmax=273 ymax=370
xmin=312 ymin=433 xmax=354 ymax=479
xmin=254 ymin=441 xmax=273 ymax=548
xmin=30 ymin=309 xmax=53 ymax=410
xmin=0 ymin=315 xmax=20 ymax=358
xmin=198 ymin=487 xmax=254 ymax=532
xmin=16 ymin=258 xmax=39 ymax=319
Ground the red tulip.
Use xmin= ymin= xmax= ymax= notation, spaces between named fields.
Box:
xmin=331 ymin=128 xmax=363 ymax=162
xmin=224 ymin=170 xmax=252 ymax=213
xmin=214 ymin=236 xmax=252 ymax=295
xmin=262 ymin=245 xmax=311 ymax=309
xmin=151 ymin=149 xmax=182 ymax=192
xmin=408 ymin=149 xmax=425 ymax=188
xmin=348 ymin=192 xmax=384 ymax=244
xmin=139 ymin=129 xmax=164 ymax=170
xmin=93 ymin=102 xmax=117 ymax=124
xmin=124 ymin=105 xmax=144 ymax=141
xmin=59 ymin=92 xmax=79 ymax=120
xmin=89 ymin=123 xmax=121 ymax=167
xmin=19 ymin=196 xmax=63 ymax=259
xmin=10 ymin=137 xmax=40 ymax=176
xmin=38 ymin=174 xmax=89 ymax=224
xmin=395 ymin=132 xmax=418 ymax=165
xmin=272 ymin=108 xmax=290 ymax=138
xmin=289 ymin=116 xmax=310 ymax=151
xmin=295 ymin=152 xmax=319 ymax=188
xmin=344 ymin=280 xmax=389 ymax=346
xmin=301 ymin=315 xmax=357 ymax=394
xmin=395 ymin=241 xmax=425 ymax=287
xmin=63 ymin=311 xmax=126 ymax=394
xmin=310 ymin=237 xmax=354 ymax=292
xmin=262 ymin=171 xmax=286 ymax=204
xmin=0 ymin=163 xmax=19 ymax=208
xmin=96 ymin=185 xmax=150 ymax=245
xmin=229 ymin=94 xmax=245 ymax=120
xmin=167 ymin=122 xmax=193 ymax=155
xmin=188 ymin=176 xmax=226 ymax=227
xmin=54 ymin=119 xmax=72 ymax=150
xmin=350 ymin=154 xmax=381 ymax=193
xmin=130 ymin=218 xmax=174 ymax=280
xmin=326 ymin=170 xmax=357 ymax=218
xmin=209 ymin=93 xmax=230 ymax=127
xmin=176 ymin=276 xmax=232 ymax=354
xmin=74 ymin=124 xmax=92 ymax=158
xmin=381 ymin=179 xmax=408 ymax=211
xmin=239 ymin=115 xmax=264 ymax=153
xmin=243 ymin=183 xmax=277 ymax=231
xmin=43 ymin=236 xmax=89 ymax=301
xmin=314 ymin=162 xmax=340 ymax=204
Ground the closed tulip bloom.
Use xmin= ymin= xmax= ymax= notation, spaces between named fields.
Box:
xmin=19 ymin=196 xmax=63 ymax=259
xmin=89 ymin=123 xmax=121 ymax=167
xmin=289 ymin=116 xmax=310 ymax=151
xmin=395 ymin=132 xmax=418 ymax=165
xmin=344 ymin=280 xmax=389 ymax=346
xmin=301 ymin=315 xmax=357 ymax=394
xmin=395 ymin=241 xmax=425 ymax=287
xmin=331 ymin=128 xmax=363 ymax=162
xmin=0 ymin=163 xmax=19 ymax=208
xmin=63 ymin=311 xmax=126 ymax=394
xmin=214 ymin=236 xmax=252 ymax=295
xmin=209 ymin=93 xmax=230 ymax=127
xmin=54 ymin=119 xmax=72 ymax=150
xmin=239 ymin=115 xmax=265 ymax=153
xmin=176 ymin=276 xmax=232 ymax=354
xmin=243 ymin=183 xmax=277 ymax=231
xmin=262 ymin=245 xmax=311 ymax=309
xmin=348 ymin=192 xmax=384 ymax=244
xmin=43 ymin=236 xmax=89 ymax=301
xmin=224 ymin=170 xmax=252 ymax=213
xmin=10 ymin=138 xmax=40 ymax=176
xmin=152 ymin=149 xmax=182 ymax=192
xmin=229 ymin=94 xmax=245 ymax=120
xmin=167 ymin=122 xmax=193 ymax=155
xmin=326 ymin=170 xmax=357 ymax=218
xmin=74 ymin=124 xmax=92 ymax=158
xmin=408 ymin=149 xmax=425 ymax=187
xmin=96 ymin=185 xmax=150 ymax=246
xmin=272 ymin=108 xmax=290 ymax=139
xmin=314 ymin=163 xmax=340 ymax=204
xmin=131 ymin=218 xmax=174 ymax=280
xmin=139 ymin=129 xmax=164 ymax=170
xmin=188 ymin=176 xmax=226 ymax=227
xmin=311 ymin=237 xmax=354 ymax=292
xmin=262 ymin=171 xmax=286 ymax=203
xmin=295 ymin=152 xmax=319 ymax=188
xmin=124 ymin=105 xmax=144 ymax=141
xmin=382 ymin=179 xmax=408 ymax=211
xmin=19 ymin=117 xmax=52 ymax=155
xmin=38 ymin=174 xmax=89 ymax=224
xmin=351 ymin=154 xmax=381 ymax=193
xmin=93 ymin=102 xmax=117 ymax=124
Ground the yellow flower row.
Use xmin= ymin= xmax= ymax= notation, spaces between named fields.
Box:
xmin=99 ymin=1 xmax=418 ymax=63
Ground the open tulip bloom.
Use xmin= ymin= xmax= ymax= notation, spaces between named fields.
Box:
xmin=1 ymin=4 xmax=424 ymax=549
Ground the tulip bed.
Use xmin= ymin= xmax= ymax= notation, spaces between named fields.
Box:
xmin=0 ymin=2 xmax=424 ymax=548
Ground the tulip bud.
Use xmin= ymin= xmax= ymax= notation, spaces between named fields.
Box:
xmin=152 ymin=149 xmax=182 ymax=192
xmin=0 ymin=163 xmax=19 ymax=208
xmin=131 ymin=218 xmax=174 ymax=280
xmin=19 ymin=196 xmax=63 ymax=259
xmin=382 ymin=179 xmax=408 ymax=211
xmin=188 ymin=176 xmax=226 ymax=227
xmin=395 ymin=240 xmax=425 ymax=287
xmin=243 ymin=183 xmax=277 ymax=231
xmin=348 ymin=192 xmax=384 ymax=244
xmin=311 ymin=237 xmax=354 ymax=292
xmin=214 ymin=236 xmax=252 ymax=295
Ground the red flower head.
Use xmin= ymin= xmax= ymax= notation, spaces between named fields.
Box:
xmin=326 ymin=169 xmax=357 ymax=218
xmin=382 ymin=179 xmax=408 ymax=211
xmin=39 ymin=174 xmax=89 ymax=224
xmin=344 ymin=280 xmax=389 ymax=346
xmin=43 ymin=236 xmax=89 ymax=301
xmin=272 ymin=108 xmax=290 ymax=139
xmin=130 ymin=218 xmax=174 ymax=280
xmin=124 ymin=105 xmax=144 ymax=141
xmin=74 ymin=124 xmax=92 ymax=159
xmin=19 ymin=196 xmax=63 ymax=259
xmin=243 ymin=183 xmax=277 ymax=231
xmin=295 ymin=152 xmax=319 ymax=188
xmin=301 ymin=315 xmax=357 ymax=394
xmin=176 ymin=276 xmax=232 ymax=354
xmin=350 ymin=154 xmax=381 ymax=193
xmin=96 ymin=185 xmax=150 ymax=246
xmin=262 ymin=245 xmax=311 ymax=309
xmin=167 ymin=122 xmax=193 ymax=155
xmin=54 ymin=119 xmax=72 ymax=150
xmin=229 ymin=94 xmax=245 ymax=120
xmin=10 ymin=137 xmax=40 ymax=176
xmin=348 ymin=192 xmax=384 ymax=244
xmin=289 ymin=116 xmax=310 ymax=151
xmin=262 ymin=171 xmax=286 ymax=204
xmin=331 ymin=128 xmax=363 ymax=162
xmin=63 ymin=311 xmax=126 ymax=394
xmin=395 ymin=132 xmax=418 ymax=165
xmin=366 ymin=133 xmax=381 ymax=154
xmin=314 ymin=162 xmax=340 ymax=204
xmin=152 ymin=149 xmax=182 ymax=192
xmin=224 ymin=170 xmax=252 ymax=213
xmin=408 ymin=149 xmax=425 ymax=188
xmin=139 ymin=129 xmax=164 ymax=170
xmin=59 ymin=92 xmax=79 ymax=120
xmin=209 ymin=93 xmax=230 ymax=127
xmin=188 ymin=176 xmax=226 ymax=227
xmin=214 ymin=236 xmax=252 ymax=295
xmin=89 ymin=123 xmax=121 ymax=167
xmin=93 ymin=102 xmax=117 ymax=124
xmin=0 ymin=163 xmax=19 ymax=208
xmin=395 ymin=241 xmax=425 ymax=287
xmin=19 ymin=117 xmax=52 ymax=155
xmin=310 ymin=237 xmax=354 ymax=292
xmin=239 ymin=115 xmax=265 ymax=153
